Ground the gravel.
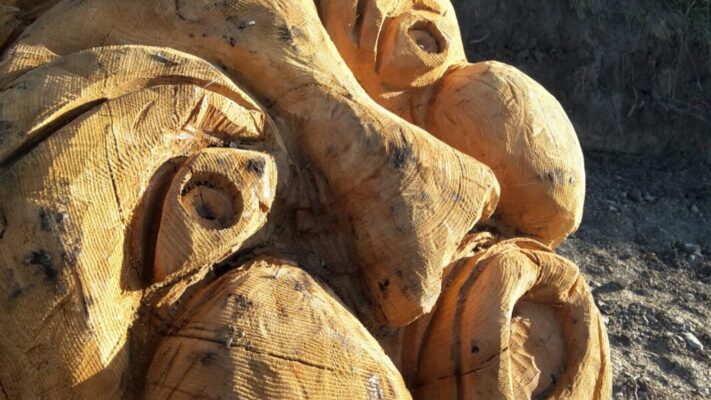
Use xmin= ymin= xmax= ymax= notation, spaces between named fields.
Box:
xmin=558 ymin=151 xmax=711 ymax=399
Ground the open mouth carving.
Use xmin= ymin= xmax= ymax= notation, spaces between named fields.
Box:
xmin=409 ymin=20 xmax=445 ymax=54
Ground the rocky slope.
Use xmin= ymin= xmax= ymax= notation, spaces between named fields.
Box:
xmin=558 ymin=152 xmax=710 ymax=399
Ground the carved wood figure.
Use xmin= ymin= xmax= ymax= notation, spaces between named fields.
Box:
xmin=0 ymin=0 xmax=611 ymax=399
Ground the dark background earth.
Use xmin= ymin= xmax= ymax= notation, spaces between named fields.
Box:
xmin=451 ymin=1 xmax=710 ymax=398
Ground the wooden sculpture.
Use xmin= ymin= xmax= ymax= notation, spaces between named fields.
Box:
xmin=0 ymin=0 xmax=610 ymax=399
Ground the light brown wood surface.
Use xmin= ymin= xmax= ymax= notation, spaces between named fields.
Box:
xmin=146 ymin=258 xmax=412 ymax=400
xmin=318 ymin=0 xmax=585 ymax=248
xmin=0 ymin=0 xmax=610 ymax=399
xmin=396 ymin=239 xmax=611 ymax=399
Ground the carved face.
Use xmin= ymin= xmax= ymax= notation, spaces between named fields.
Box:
xmin=318 ymin=0 xmax=466 ymax=93
xmin=0 ymin=1 xmax=606 ymax=399
xmin=317 ymin=0 xmax=586 ymax=247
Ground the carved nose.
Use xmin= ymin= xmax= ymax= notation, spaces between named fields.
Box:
xmin=277 ymin=88 xmax=500 ymax=327
xmin=344 ymin=112 xmax=501 ymax=326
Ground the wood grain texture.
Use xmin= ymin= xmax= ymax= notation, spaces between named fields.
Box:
xmin=398 ymin=239 xmax=611 ymax=399
xmin=153 ymin=148 xmax=277 ymax=281
xmin=0 ymin=0 xmax=502 ymax=327
xmin=318 ymin=1 xmax=585 ymax=248
xmin=0 ymin=45 xmax=283 ymax=399
xmin=146 ymin=258 xmax=411 ymax=400
xmin=426 ymin=62 xmax=586 ymax=248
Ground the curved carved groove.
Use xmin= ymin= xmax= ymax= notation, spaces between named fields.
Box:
xmin=126 ymin=156 xmax=186 ymax=287
xmin=0 ymin=97 xmax=106 ymax=168
xmin=403 ymin=239 xmax=611 ymax=399
xmin=0 ymin=45 xmax=263 ymax=163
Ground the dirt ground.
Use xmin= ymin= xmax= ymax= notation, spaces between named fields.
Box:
xmin=556 ymin=151 xmax=711 ymax=399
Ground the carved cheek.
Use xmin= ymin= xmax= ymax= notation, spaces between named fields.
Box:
xmin=145 ymin=259 xmax=412 ymax=399
xmin=426 ymin=62 xmax=586 ymax=247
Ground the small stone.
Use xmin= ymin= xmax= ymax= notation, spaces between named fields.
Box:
xmin=683 ymin=332 xmax=703 ymax=352
xmin=238 ymin=20 xmax=256 ymax=29
xmin=608 ymin=205 xmax=619 ymax=212
xmin=643 ymin=193 xmax=656 ymax=202
xmin=627 ymin=188 xmax=642 ymax=202
xmin=689 ymin=254 xmax=701 ymax=266
xmin=614 ymin=277 xmax=630 ymax=289
xmin=683 ymin=243 xmax=702 ymax=255
xmin=596 ymin=299 xmax=609 ymax=314
xmin=683 ymin=293 xmax=695 ymax=302
xmin=589 ymin=280 xmax=601 ymax=288
xmin=670 ymin=316 xmax=688 ymax=331
xmin=691 ymin=204 xmax=699 ymax=213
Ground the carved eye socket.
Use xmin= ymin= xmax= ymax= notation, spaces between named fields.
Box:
xmin=409 ymin=21 xmax=443 ymax=54
xmin=180 ymin=173 xmax=243 ymax=230
xmin=377 ymin=14 xmax=451 ymax=89
xmin=153 ymin=149 xmax=277 ymax=282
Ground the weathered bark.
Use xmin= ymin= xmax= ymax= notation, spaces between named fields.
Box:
xmin=0 ymin=0 xmax=610 ymax=399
